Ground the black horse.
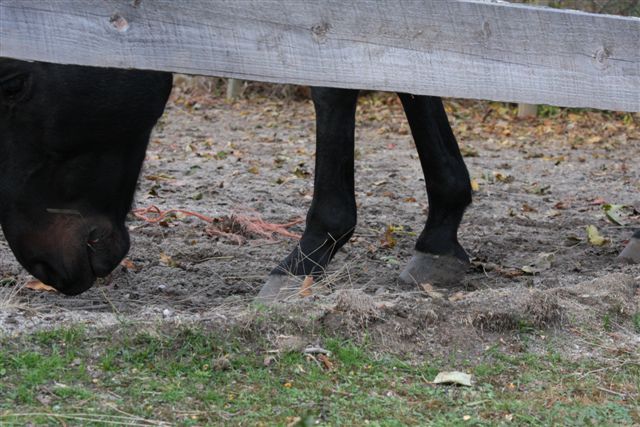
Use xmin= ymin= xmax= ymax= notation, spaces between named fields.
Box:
xmin=1 ymin=59 xmax=637 ymax=298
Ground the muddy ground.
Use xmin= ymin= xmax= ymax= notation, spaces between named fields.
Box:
xmin=1 ymin=80 xmax=639 ymax=362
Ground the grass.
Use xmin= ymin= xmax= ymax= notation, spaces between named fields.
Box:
xmin=1 ymin=324 xmax=638 ymax=426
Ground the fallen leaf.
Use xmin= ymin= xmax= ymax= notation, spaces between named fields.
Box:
xmin=381 ymin=225 xmax=397 ymax=249
xmin=159 ymin=252 xmax=179 ymax=268
xmin=419 ymin=283 xmax=444 ymax=299
xmin=602 ymin=204 xmax=625 ymax=226
xmin=470 ymin=179 xmax=480 ymax=192
xmin=120 ymin=258 xmax=137 ymax=270
xmin=494 ymin=172 xmax=514 ymax=183
xmin=25 ymin=279 xmax=57 ymax=292
xmin=318 ymin=354 xmax=334 ymax=370
xmin=586 ymin=225 xmax=608 ymax=246
xmin=299 ymin=276 xmax=313 ymax=297
xmin=460 ymin=145 xmax=479 ymax=157
xmin=526 ymin=183 xmax=551 ymax=195
xmin=586 ymin=135 xmax=603 ymax=144
xmin=433 ymin=371 xmax=473 ymax=387
xmin=521 ymin=252 xmax=554 ymax=275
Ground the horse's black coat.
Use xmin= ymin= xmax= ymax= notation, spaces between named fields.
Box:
xmin=0 ymin=60 xmax=172 ymax=295
xmin=1 ymin=59 xmax=637 ymax=297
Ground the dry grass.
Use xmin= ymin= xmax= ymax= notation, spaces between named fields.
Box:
xmin=0 ymin=278 xmax=24 ymax=311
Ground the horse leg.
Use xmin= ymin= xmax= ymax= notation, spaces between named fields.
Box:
xmin=257 ymin=87 xmax=359 ymax=302
xmin=397 ymin=94 xmax=472 ymax=286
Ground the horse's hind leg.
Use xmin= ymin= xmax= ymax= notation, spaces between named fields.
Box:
xmin=397 ymin=94 xmax=471 ymax=286
xmin=618 ymin=230 xmax=640 ymax=263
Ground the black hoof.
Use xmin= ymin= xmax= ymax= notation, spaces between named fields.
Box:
xmin=255 ymin=274 xmax=301 ymax=304
xmin=399 ymin=251 xmax=469 ymax=286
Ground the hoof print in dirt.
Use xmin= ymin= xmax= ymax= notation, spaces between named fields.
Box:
xmin=399 ymin=252 xmax=469 ymax=287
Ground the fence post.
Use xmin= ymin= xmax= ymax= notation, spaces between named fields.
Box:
xmin=226 ymin=78 xmax=243 ymax=100
xmin=517 ymin=0 xmax=549 ymax=118
xmin=517 ymin=103 xmax=538 ymax=118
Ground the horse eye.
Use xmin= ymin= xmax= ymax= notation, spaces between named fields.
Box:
xmin=0 ymin=74 xmax=28 ymax=101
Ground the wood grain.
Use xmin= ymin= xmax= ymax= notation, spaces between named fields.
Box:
xmin=1 ymin=0 xmax=638 ymax=111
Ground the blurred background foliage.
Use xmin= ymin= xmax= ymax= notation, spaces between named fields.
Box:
xmin=514 ymin=0 xmax=640 ymax=16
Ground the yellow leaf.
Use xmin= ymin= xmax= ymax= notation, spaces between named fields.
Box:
xmin=159 ymin=252 xmax=179 ymax=268
xmin=470 ymin=179 xmax=480 ymax=192
xmin=586 ymin=225 xmax=607 ymax=246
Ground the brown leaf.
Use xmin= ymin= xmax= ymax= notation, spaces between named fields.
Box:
xmin=318 ymin=354 xmax=334 ymax=370
xmin=299 ymin=276 xmax=314 ymax=297
xmin=554 ymin=201 xmax=569 ymax=210
xmin=25 ymin=279 xmax=57 ymax=292
xmin=380 ymin=225 xmax=397 ymax=249
xmin=120 ymin=258 xmax=137 ymax=270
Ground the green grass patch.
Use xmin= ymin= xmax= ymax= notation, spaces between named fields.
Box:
xmin=1 ymin=325 xmax=638 ymax=426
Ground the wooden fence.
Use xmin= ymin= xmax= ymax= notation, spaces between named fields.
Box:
xmin=1 ymin=0 xmax=638 ymax=111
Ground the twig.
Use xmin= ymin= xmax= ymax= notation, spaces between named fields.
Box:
xmin=131 ymin=204 xmax=302 ymax=242
xmin=576 ymin=360 xmax=638 ymax=380
xmin=596 ymin=386 xmax=628 ymax=399
xmin=303 ymin=347 xmax=331 ymax=355
xmin=132 ymin=205 xmax=213 ymax=224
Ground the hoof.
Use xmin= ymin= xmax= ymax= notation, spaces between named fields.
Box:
xmin=255 ymin=274 xmax=300 ymax=304
xmin=617 ymin=236 xmax=640 ymax=264
xmin=399 ymin=252 xmax=469 ymax=287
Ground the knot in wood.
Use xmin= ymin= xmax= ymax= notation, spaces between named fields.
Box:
xmin=311 ymin=22 xmax=331 ymax=44
xmin=594 ymin=47 xmax=610 ymax=64
xmin=109 ymin=13 xmax=130 ymax=32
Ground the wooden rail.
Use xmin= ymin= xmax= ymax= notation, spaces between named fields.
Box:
xmin=1 ymin=0 xmax=638 ymax=111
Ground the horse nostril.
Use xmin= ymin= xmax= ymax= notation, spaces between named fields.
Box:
xmin=87 ymin=227 xmax=105 ymax=249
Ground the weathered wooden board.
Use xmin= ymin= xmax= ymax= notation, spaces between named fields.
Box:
xmin=1 ymin=0 xmax=639 ymax=111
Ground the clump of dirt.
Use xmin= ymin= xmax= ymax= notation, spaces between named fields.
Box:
xmin=551 ymin=272 xmax=638 ymax=319
xmin=465 ymin=288 xmax=563 ymax=332
xmin=243 ymin=273 xmax=639 ymax=359
xmin=325 ymin=289 xmax=382 ymax=330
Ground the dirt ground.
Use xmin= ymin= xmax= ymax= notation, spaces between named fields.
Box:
xmin=1 ymin=79 xmax=639 ymax=362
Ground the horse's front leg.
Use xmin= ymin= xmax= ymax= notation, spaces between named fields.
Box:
xmin=257 ymin=87 xmax=359 ymax=302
